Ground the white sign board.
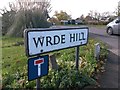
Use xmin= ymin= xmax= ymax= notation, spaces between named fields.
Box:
xmin=24 ymin=27 xmax=89 ymax=57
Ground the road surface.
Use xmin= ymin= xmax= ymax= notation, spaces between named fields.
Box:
xmin=89 ymin=27 xmax=119 ymax=56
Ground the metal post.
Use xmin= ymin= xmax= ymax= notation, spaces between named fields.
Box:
xmin=36 ymin=78 xmax=40 ymax=90
xmin=75 ymin=46 xmax=79 ymax=70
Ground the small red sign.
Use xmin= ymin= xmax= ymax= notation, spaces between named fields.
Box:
xmin=35 ymin=59 xmax=44 ymax=65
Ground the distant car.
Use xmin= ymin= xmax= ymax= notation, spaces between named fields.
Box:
xmin=106 ymin=17 xmax=120 ymax=35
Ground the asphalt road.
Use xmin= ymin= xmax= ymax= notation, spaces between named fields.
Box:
xmin=89 ymin=27 xmax=119 ymax=56
xmin=89 ymin=26 xmax=119 ymax=88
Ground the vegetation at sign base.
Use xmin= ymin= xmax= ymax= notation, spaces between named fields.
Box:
xmin=2 ymin=36 xmax=108 ymax=88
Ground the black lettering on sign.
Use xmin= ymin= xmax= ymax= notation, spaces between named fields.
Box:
xmin=81 ymin=32 xmax=86 ymax=40
xmin=79 ymin=33 xmax=82 ymax=41
xmin=54 ymin=35 xmax=60 ymax=45
xmin=76 ymin=33 xmax=78 ymax=41
xmin=33 ymin=37 xmax=44 ymax=48
xmin=46 ymin=36 xmax=53 ymax=46
xmin=70 ymin=33 xmax=75 ymax=42
xmin=61 ymin=35 xmax=65 ymax=44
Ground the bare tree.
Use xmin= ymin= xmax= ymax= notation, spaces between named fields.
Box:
xmin=101 ymin=12 xmax=111 ymax=18
xmin=9 ymin=0 xmax=51 ymax=12
xmin=4 ymin=0 xmax=52 ymax=37
xmin=94 ymin=11 xmax=101 ymax=21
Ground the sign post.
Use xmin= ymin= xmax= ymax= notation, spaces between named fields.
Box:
xmin=36 ymin=78 xmax=40 ymax=89
xmin=34 ymin=58 xmax=44 ymax=89
xmin=75 ymin=46 xmax=79 ymax=70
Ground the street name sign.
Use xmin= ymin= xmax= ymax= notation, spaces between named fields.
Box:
xmin=24 ymin=27 xmax=89 ymax=57
xmin=28 ymin=55 xmax=49 ymax=81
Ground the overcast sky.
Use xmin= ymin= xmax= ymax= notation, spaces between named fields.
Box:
xmin=0 ymin=0 xmax=119 ymax=18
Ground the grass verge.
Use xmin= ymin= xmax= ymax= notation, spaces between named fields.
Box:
xmin=2 ymin=36 xmax=108 ymax=88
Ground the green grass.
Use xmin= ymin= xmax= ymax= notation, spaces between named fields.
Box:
xmin=2 ymin=37 xmax=27 ymax=73
xmin=0 ymin=36 xmax=2 ymax=89
xmin=2 ymin=37 xmax=28 ymax=88
xmin=57 ymin=24 xmax=106 ymax=29
xmin=88 ymin=25 xmax=106 ymax=29
xmin=2 ymin=36 xmax=108 ymax=88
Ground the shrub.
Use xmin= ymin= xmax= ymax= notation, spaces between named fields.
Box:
xmin=6 ymin=10 xmax=51 ymax=37
xmin=2 ymin=10 xmax=16 ymax=35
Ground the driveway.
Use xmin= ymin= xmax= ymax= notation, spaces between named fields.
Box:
xmin=89 ymin=26 xmax=119 ymax=88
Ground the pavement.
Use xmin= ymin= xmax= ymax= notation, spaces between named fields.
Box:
xmin=98 ymin=51 xmax=119 ymax=88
